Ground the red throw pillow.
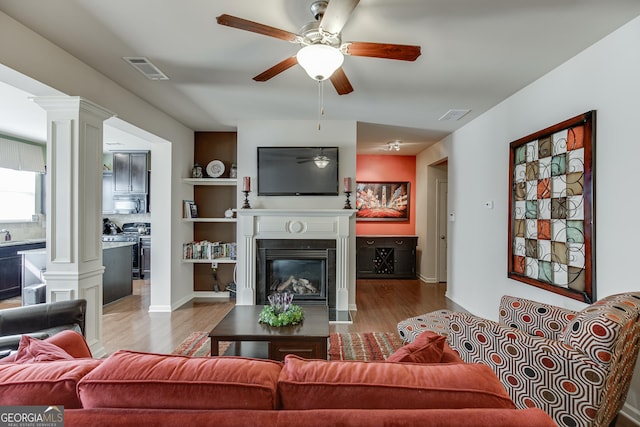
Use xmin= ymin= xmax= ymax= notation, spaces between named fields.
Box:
xmin=12 ymin=335 xmax=75 ymax=364
xmin=386 ymin=331 xmax=445 ymax=363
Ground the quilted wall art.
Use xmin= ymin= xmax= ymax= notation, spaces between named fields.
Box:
xmin=508 ymin=111 xmax=596 ymax=303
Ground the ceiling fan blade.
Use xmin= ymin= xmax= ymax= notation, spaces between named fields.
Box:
xmin=329 ymin=67 xmax=354 ymax=95
xmin=344 ymin=41 xmax=421 ymax=61
xmin=253 ymin=56 xmax=298 ymax=82
xmin=216 ymin=14 xmax=300 ymax=43
xmin=320 ymin=0 xmax=360 ymax=35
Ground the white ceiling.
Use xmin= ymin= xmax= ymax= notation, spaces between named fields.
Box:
xmin=1 ymin=0 xmax=639 ymax=155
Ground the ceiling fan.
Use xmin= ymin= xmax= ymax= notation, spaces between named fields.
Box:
xmin=216 ymin=0 xmax=421 ymax=95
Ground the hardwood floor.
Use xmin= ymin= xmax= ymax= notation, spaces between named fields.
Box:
xmin=102 ymin=278 xmax=462 ymax=355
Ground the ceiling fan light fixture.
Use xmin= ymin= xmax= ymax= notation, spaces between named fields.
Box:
xmin=297 ymin=44 xmax=344 ymax=81
xmin=313 ymin=155 xmax=330 ymax=168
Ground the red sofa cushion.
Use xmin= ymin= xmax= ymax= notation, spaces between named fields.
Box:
xmin=0 ymin=358 xmax=102 ymax=408
xmin=278 ymin=355 xmax=515 ymax=410
xmin=386 ymin=331 xmax=445 ymax=363
xmin=77 ymin=350 xmax=283 ymax=410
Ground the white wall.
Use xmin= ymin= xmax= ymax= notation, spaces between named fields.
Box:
xmin=236 ymin=120 xmax=357 ymax=307
xmin=237 ymin=120 xmax=357 ymax=210
xmin=433 ymin=15 xmax=640 ymax=421
xmin=0 ymin=11 xmax=195 ymax=312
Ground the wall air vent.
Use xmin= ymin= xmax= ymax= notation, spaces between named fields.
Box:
xmin=123 ymin=57 xmax=169 ymax=80
xmin=438 ymin=109 xmax=470 ymax=121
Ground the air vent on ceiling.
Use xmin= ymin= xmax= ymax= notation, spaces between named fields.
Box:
xmin=438 ymin=109 xmax=470 ymax=121
xmin=123 ymin=57 xmax=169 ymax=80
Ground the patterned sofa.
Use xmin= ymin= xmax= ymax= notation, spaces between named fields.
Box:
xmin=397 ymin=292 xmax=640 ymax=427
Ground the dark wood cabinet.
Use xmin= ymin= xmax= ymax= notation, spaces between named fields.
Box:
xmin=0 ymin=242 xmax=46 ymax=300
xmin=356 ymin=236 xmax=417 ymax=279
xmin=113 ymin=151 xmax=148 ymax=194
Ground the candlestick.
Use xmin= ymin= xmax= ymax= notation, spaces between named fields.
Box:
xmin=343 ymin=191 xmax=352 ymax=209
xmin=343 ymin=177 xmax=352 ymax=192
xmin=242 ymin=176 xmax=251 ymax=192
xmin=242 ymin=191 xmax=251 ymax=209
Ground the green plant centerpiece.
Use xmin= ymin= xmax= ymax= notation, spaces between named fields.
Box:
xmin=259 ymin=292 xmax=304 ymax=327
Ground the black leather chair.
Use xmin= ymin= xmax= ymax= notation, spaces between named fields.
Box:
xmin=0 ymin=299 xmax=87 ymax=354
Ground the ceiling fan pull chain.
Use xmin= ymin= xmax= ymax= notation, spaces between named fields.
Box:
xmin=317 ymin=79 xmax=324 ymax=130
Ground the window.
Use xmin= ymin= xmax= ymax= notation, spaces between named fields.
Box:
xmin=0 ymin=167 xmax=39 ymax=221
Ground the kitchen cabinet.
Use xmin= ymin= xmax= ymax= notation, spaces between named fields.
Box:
xmin=0 ymin=241 xmax=46 ymax=300
xmin=113 ymin=151 xmax=148 ymax=194
xmin=140 ymin=236 xmax=151 ymax=279
xmin=102 ymin=242 xmax=133 ymax=304
xmin=356 ymin=236 xmax=417 ymax=279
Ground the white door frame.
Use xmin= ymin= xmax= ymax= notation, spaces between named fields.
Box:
xmin=436 ymin=179 xmax=448 ymax=282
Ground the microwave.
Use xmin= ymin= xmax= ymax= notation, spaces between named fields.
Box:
xmin=113 ymin=195 xmax=147 ymax=214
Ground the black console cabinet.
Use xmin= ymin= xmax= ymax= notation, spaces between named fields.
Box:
xmin=356 ymin=236 xmax=418 ymax=279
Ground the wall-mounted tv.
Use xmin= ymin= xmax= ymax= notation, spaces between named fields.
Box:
xmin=257 ymin=147 xmax=339 ymax=196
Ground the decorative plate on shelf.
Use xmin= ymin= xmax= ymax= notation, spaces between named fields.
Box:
xmin=206 ymin=160 xmax=225 ymax=178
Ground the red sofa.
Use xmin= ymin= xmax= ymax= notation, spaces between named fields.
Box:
xmin=0 ymin=331 xmax=557 ymax=426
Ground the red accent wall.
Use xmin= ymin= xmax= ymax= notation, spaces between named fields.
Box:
xmin=356 ymin=155 xmax=416 ymax=236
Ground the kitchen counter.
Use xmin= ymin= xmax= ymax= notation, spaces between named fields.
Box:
xmin=0 ymin=238 xmax=46 ymax=248
xmin=16 ymin=242 xmax=134 ymax=305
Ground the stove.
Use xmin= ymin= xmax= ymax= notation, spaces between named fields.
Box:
xmin=102 ymin=222 xmax=150 ymax=278
xmin=102 ymin=233 xmax=139 ymax=243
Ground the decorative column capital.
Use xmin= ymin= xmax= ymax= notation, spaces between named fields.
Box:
xmin=33 ymin=96 xmax=114 ymax=120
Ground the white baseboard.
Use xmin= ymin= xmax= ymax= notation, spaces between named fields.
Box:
xmin=418 ymin=274 xmax=438 ymax=283
xmin=148 ymin=304 xmax=172 ymax=313
xmin=621 ymin=403 xmax=640 ymax=426
xmin=194 ymin=291 xmax=231 ymax=299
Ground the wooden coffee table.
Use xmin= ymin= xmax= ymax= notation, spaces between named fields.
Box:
xmin=209 ymin=305 xmax=329 ymax=361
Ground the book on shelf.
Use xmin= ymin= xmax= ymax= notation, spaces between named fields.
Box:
xmin=183 ymin=200 xmax=198 ymax=218
xmin=182 ymin=241 xmax=237 ymax=260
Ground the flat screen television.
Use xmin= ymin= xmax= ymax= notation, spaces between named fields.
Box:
xmin=257 ymin=146 xmax=339 ymax=196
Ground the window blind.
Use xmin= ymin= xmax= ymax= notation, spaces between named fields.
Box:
xmin=0 ymin=137 xmax=45 ymax=173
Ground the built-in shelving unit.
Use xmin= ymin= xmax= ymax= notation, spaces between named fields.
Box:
xmin=181 ymin=258 xmax=237 ymax=264
xmin=183 ymin=132 xmax=238 ymax=294
xmin=182 ymin=178 xmax=237 ymax=186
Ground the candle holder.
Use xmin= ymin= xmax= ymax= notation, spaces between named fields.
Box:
xmin=242 ymin=191 xmax=251 ymax=209
xmin=343 ymin=191 xmax=352 ymax=209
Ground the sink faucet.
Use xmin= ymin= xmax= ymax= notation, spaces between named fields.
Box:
xmin=0 ymin=229 xmax=11 ymax=241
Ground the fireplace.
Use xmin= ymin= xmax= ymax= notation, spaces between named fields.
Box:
xmin=236 ymin=209 xmax=355 ymax=320
xmin=257 ymin=239 xmax=336 ymax=308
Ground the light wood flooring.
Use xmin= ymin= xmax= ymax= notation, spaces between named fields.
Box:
xmin=102 ymin=278 xmax=463 ymax=355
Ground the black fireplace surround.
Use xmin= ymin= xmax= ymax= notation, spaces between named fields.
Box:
xmin=256 ymin=239 xmax=336 ymax=309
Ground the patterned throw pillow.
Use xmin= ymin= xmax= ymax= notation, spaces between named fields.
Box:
xmin=559 ymin=298 xmax=634 ymax=367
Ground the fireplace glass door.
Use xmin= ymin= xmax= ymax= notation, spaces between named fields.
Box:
xmin=267 ymin=258 xmax=326 ymax=302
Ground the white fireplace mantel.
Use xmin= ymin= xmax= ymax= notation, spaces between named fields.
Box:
xmin=236 ymin=209 xmax=356 ymax=311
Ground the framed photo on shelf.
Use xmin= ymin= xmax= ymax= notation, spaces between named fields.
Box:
xmin=355 ymin=181 xmax=410 ymax=221
xmin=183 ymin=200 xmax=198 ymax=219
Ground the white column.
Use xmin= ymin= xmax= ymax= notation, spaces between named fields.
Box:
xmin=335 ymin=215 xmax=351 ymax=311
xmin=237 ymin=213 xmax=256 ymax=305
xmin=34 ymin=96 xmax=114 ymax=357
